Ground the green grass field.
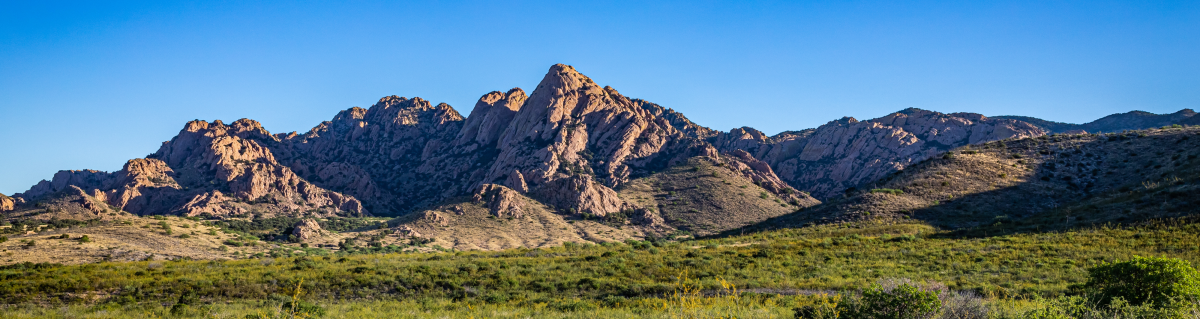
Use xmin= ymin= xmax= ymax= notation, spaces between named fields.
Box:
xmin=3 ymin=218 xmax=1199 ymax=318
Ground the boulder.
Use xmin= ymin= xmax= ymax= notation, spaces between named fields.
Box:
xmin=0 ymin=193 xmax=14 ymax=212
xmin=473 ymin=184 xmax=525 ymax=218
xmin=291 ymin=219 xmax=327 ymax=242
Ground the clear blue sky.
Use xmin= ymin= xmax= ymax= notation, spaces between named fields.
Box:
xmin=2 ymin=1 xmax=1198 ymax=195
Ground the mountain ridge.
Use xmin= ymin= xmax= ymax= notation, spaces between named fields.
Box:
xmin=4 ymin=64 xmax=1196 ymax=251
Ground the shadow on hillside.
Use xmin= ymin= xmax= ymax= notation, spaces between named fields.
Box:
xmin=722 ymin=129 xmax=1200 ymax=240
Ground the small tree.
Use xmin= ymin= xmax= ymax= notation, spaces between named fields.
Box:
xmin=78 ymin=235 xmax=91 ymax=243
xmin=1084 ymin=256 xmax=1200 ymax=308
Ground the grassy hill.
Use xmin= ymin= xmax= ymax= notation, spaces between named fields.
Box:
xmin=616 ymin=156 xmax=810 ymax=237
xmin=389 ymin=156 xmax=813 ymax=250
xmin=389 ymin=196 xmax=636 ymax=251
xmin=746 ymin=126 xmax=1200 ymax=235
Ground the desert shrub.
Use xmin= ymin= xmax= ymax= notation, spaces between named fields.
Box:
xmin=938 ymin=291 xmax=988 ymax=319
xmin=1020 ymin=295 xmax=1190 ymax=319
xmin=871 ymin=188 xmax=905 ymax=195
xmin=78 ymin=235 xmax=90 ymax=243
xmin=837 ymin=280 xmax=942 ymax=319
xmin=794 ymin=294 xmax=842 ymax=319
xmin=1082 ymin=256 xmax=1200 ymax=309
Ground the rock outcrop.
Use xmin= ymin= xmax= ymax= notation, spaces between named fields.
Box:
xmin=0 ymin=193 xmax=15 ymax=212
xmin=13 ymin=119 xmax=367 ymax=218
xmin=472 ymin=184 xmax=525 ymax=218
xmin=291 ymin=219 xmax=327 ymax=242
xmin=708 ymin=108 xmax=1045 ymax=199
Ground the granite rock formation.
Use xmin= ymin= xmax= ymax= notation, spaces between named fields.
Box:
xmin=0 ymin=193 xmax=16 ymax=212
xmin=9 ymin=64 xmax=813 ymax=224
xmin=291 ymin=219 xmax=327 ymax=242
xmin=11 ymin=119 xmax=367 ymax=219
xmin=704 ymin=108 xmax=1045 ymax=199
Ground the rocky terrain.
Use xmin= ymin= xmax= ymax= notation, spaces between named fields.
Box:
xmin=4 ymin=64 xmax=1196 ymax=255
xmin=747 ymin=126 xmax=1200 ymax=234
xmin=6 ymin=120 xmax=368 ymax=222
xmin=700 ymin=108 xmax=1046 ymax=199
xmin=3 ymin=64 xmax=816 ymax=250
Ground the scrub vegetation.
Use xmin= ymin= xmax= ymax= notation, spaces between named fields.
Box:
xmin=2 ymin=219 xmax=1199 ymax=318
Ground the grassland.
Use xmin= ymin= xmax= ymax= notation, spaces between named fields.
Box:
xmin=2 ymin=218 xmax=1198 ymax=317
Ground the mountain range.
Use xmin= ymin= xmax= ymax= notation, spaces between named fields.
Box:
xmin=2 ymin=64 xmax=1196 ymax=250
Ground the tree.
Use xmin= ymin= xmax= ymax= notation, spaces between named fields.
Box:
xmin=1084 ymin=256 xmax=1200 ymax=308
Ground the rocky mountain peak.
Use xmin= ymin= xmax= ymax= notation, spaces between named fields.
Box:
xmin=456 ymin=88 xmax=527 ymax=148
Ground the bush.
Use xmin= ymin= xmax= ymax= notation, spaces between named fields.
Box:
xmin=1083 ymin=256 xmax=1200 ymax=309
xmin=78 ymin=235 xmax=90 ymax=243
xmin=837 ymin=281 xmax=942 ymax=319
xmin=1021 ymin=295 xmax=1189 ymax=319
xmin=871 ymin=189 xmax=905 ymax=195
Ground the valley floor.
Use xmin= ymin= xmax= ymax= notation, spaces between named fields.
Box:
xmin=2 ymin=219 xmax=1198 ymax=318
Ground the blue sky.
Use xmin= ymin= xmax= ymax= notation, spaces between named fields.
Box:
xmin=2 ymin=0 xmax=1198 ymax=195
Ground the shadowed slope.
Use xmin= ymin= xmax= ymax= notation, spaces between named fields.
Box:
xmin=740 ymin=126 xmax=1200 ymax=235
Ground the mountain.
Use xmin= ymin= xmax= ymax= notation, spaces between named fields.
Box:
xmin=702 ymin=108 xmax=1046 ymax=199
xmin=3 ymin=64 xmax=815 ymax=244
xmin=9 ymin=120 xmax=369 ymax=222
xmin=746 ymin=126 xmax=1200 ymax=233
xmin=993 ymin=109 xmax=1197 ymax=134
xmin=4 ymin=64 xmax=1195 ymax=252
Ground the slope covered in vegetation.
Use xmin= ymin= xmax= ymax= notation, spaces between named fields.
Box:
xmin=750 ymin=126 xmax=1200 ymax=235
xmin=3 ymin=218 xmax=1200 ymax=317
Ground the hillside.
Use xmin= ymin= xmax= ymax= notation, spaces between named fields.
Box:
xmin=391 ymin=154 xmax=821 ymax=249
xmin=704 ymin=108 xmax=1047 ymax=199
xmin=747 ymin=126 xmax=1200 ymax=233
xmin=994 ymin=109 xmax=1196 ymax=134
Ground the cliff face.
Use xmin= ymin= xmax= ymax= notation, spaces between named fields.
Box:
xmin=708 ymin=108 xmax=1046 ymax=199
xmin=10 ymin=64 xmax=815 ymax=223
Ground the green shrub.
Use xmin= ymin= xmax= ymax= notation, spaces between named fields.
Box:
xmin=837 ymin=282 xmax=941 ymax=319
xmin=871 ymin=189 xmax=904 ymax=195
xmin=1021 ymin=295 xmax=1189 ymax=319
xmin=78 ymin=235 xmax=90 ymax=243
xmin=1083 ymin=256 xmax=1200 ymax=308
